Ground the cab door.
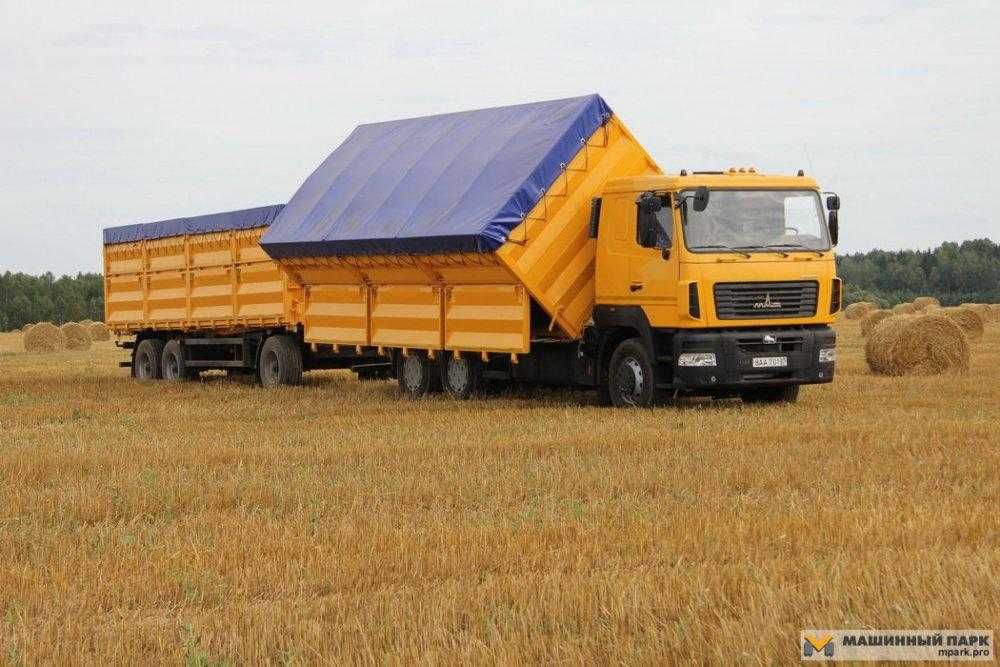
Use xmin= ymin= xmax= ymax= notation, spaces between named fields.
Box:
xmin=628 ymin=196 xmax=679 ymax=325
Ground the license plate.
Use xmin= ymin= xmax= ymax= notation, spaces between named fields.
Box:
xmin=752 ymin=356 xmax=788 ymax=368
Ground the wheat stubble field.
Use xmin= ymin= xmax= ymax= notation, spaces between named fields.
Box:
xmin=0 ymin=320 xmax=998 ymax=664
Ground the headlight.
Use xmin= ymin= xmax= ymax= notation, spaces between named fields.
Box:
xmin=818 ymin=348 xmax=836 ymax=363
xmin=678 ymin=352 xmax=717 ymax=367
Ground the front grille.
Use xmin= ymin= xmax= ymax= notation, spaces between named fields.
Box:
xmin=714 ymin=281 xmax=818 ymax=319
xmin=734 ymin=335 xmax=804 ymax=354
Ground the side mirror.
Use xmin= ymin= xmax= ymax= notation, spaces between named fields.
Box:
xmin=692 ymin=186 xmax=710 ymax=212
xmin=637 ymin=191 xmax=662 ymax=213
xmin=826 ymin=193 xmax=840 ymax=211
xmin=828 ymin=210 xmax=839 ymax=246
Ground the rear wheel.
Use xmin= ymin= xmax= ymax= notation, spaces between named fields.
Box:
xmin=607 ymin=338 xmax=657 ymax=407
xmin=161 ymin=339 xmax=197 ymax=381
xmin=257 ymin=335 xmax=303 ymax=388
xmin=441 ymin=353 xmax=482 ymax=400
xmin=398 ymin=352 xmax=440 ymax=399
xmin=741 ymin=385 xmax=799 ymax=404
xmin=132 ymin=338 xmax=165 ymax=380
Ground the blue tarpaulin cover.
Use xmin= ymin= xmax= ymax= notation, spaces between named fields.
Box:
xmin=103 ymin=204 xmax=285 ymax=245
xmin=260 ymin=94 xmax=612 ymax=258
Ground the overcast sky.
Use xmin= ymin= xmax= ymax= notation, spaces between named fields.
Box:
xmin=2 ymin=1 xmax=998 ymax=275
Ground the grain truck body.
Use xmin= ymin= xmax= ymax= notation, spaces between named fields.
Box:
xmin=104 ymin=94 xmax=840 ymax=405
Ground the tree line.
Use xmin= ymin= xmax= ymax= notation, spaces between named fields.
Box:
xmin=838 ymin=238 xmax=1000 ymax=307
xmin=1 ymin=238 xmax=998 ymax=329
xmin=0 ymin=272 xmax=104 ymax=330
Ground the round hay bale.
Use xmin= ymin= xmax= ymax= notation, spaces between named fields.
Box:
xmin=960 ymin=303 xmax=992 ymax=321
xmin=23 ymin=322 xmax=66 ymax=353
xmin=865 ymin=313 xmax=969 ymax=376
xmin=892 ymin=302 xmax=917 ymax=315
xmin=60 ymin=322 xmax=93 ymax=351
xmin=88 ymin=321 xmax=111 ymax=341
xmin=860 ymin=309 xmax=893 ymax=337
xmin=912 ymin=296 xmax=940 ymax=311
xmin=940 ymin=306 xmax=985 ymax=340
xmin=843 ymin=301 xmax=876 ymax=320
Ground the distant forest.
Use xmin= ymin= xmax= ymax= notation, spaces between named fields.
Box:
xmin=1 ymin=238 xmax=998 ymax=329
xmin=0 ymin=272 xmax=103 ymax=330
xmin=838 ymin=238 xmax=1000 ymax=307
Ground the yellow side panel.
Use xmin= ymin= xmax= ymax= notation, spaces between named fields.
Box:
xmin=304 ymin=284 xmax=369 ymax=345
xmin=444 ymin=285 xmax=529 ymax=354
xmin=147 ymin=270 xmax=186 ymax=321
xmin=496 ymin=115 xmax=662 ymax=339
xmin=370 ymin=284 xmax=442 ymax=349
xmin=103 ymin=227 xmax=296 ymax=332
xmin=105 ymin=273 xmax=143 ymax=324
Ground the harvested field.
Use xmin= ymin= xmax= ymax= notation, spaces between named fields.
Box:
xmin=0 ymin=322 xmax=997 ymax=664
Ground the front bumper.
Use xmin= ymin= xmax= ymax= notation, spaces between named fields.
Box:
xmin=671 ymin=326 xmax=835 ymax=390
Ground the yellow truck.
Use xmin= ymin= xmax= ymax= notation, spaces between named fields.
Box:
xmin=104 ymin=94 xmax=840 ymax=406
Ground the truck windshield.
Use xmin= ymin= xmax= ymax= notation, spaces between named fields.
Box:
xmin=682 ymin=190 xmax=830 ymax=253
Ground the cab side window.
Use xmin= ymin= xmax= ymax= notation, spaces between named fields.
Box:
xmin=636 ymin=194 xmax=672 ymax=249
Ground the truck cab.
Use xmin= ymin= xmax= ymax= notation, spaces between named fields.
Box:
xmin=588 ymin=168 xmax=840 ymax=406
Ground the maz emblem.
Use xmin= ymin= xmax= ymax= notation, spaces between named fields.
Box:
xmin=763 ymin=334 xmax=777 ymax=344
xmin=753 ymin=293 xmax=782 ymax=310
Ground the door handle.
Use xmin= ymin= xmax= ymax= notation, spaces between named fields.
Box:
xmin=629 ymin=283 xmax=643 ymax=292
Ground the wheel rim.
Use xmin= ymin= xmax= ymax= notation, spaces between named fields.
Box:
xmin=164 ymin=352 xmax=178 ymax=379
xmin=138 ymin=351 xmax=152 ymax=378
xmin=402 ymin=356 xmax=423 ymax=390
xmin=446 ymin=357 xmax=470 ymax=394
xmin=263 ymin=350 xmax=280 ymax=384
xmin=614 ymin=357 xmax=644 ymax=405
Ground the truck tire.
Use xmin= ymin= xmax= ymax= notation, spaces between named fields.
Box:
xmin=607 ymin=338 xmax=657 ymax=407
xmin=257 ymin=335 xmax=303 ymax=388
xmin=740 ymin=385 xmax=799 ymax=404
xmin=161 ymin=339 xmax=197 ymax=381
xmin=133 ymin=338 xmax=165 ymax=380
xmin=441 ymin=353 xmax=482 ymax=400
xmin=398 ymin=352 xmax=440 ymax=399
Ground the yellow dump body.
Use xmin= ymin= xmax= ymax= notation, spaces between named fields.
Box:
xmin=105 ymin=115 xmax=660 ymax=356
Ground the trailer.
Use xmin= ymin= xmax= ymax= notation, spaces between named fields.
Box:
xmin=104 ymin=94 xmax=840 ymax=406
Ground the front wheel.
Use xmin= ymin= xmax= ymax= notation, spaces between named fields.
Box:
xmin=740 ymin=385 xmax=799 ymax=404
xmin=607 ymin=338 xmax=658 ymax=407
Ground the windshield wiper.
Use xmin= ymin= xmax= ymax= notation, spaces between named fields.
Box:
xmin=765 ymin=243 xmax=825 ymax=257
xmin=689 ymin=244 xmax=751 ymax=258
xmin=734 ymin=245 xmax=788 ymax=258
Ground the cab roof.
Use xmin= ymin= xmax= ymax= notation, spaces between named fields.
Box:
xmin=602 ymin=170 xmax=819 ymax=195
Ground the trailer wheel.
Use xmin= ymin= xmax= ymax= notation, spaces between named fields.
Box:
xmin=607 ymin=338 xmax=657 ymax=407
xmin=398 ymin=352 xmax=439 ymax=399
xmin=740 ymin=385 xmax=799 ymax=404
xmin=258 ymin=335 xmax=303 ymax=388
xmin=133 ymin=338 xmax=165 ymax=380
xmin=441 ymin=353 xmax=482 ymax=400
xmin=161 ymin=339 xmax=197 ymax=381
